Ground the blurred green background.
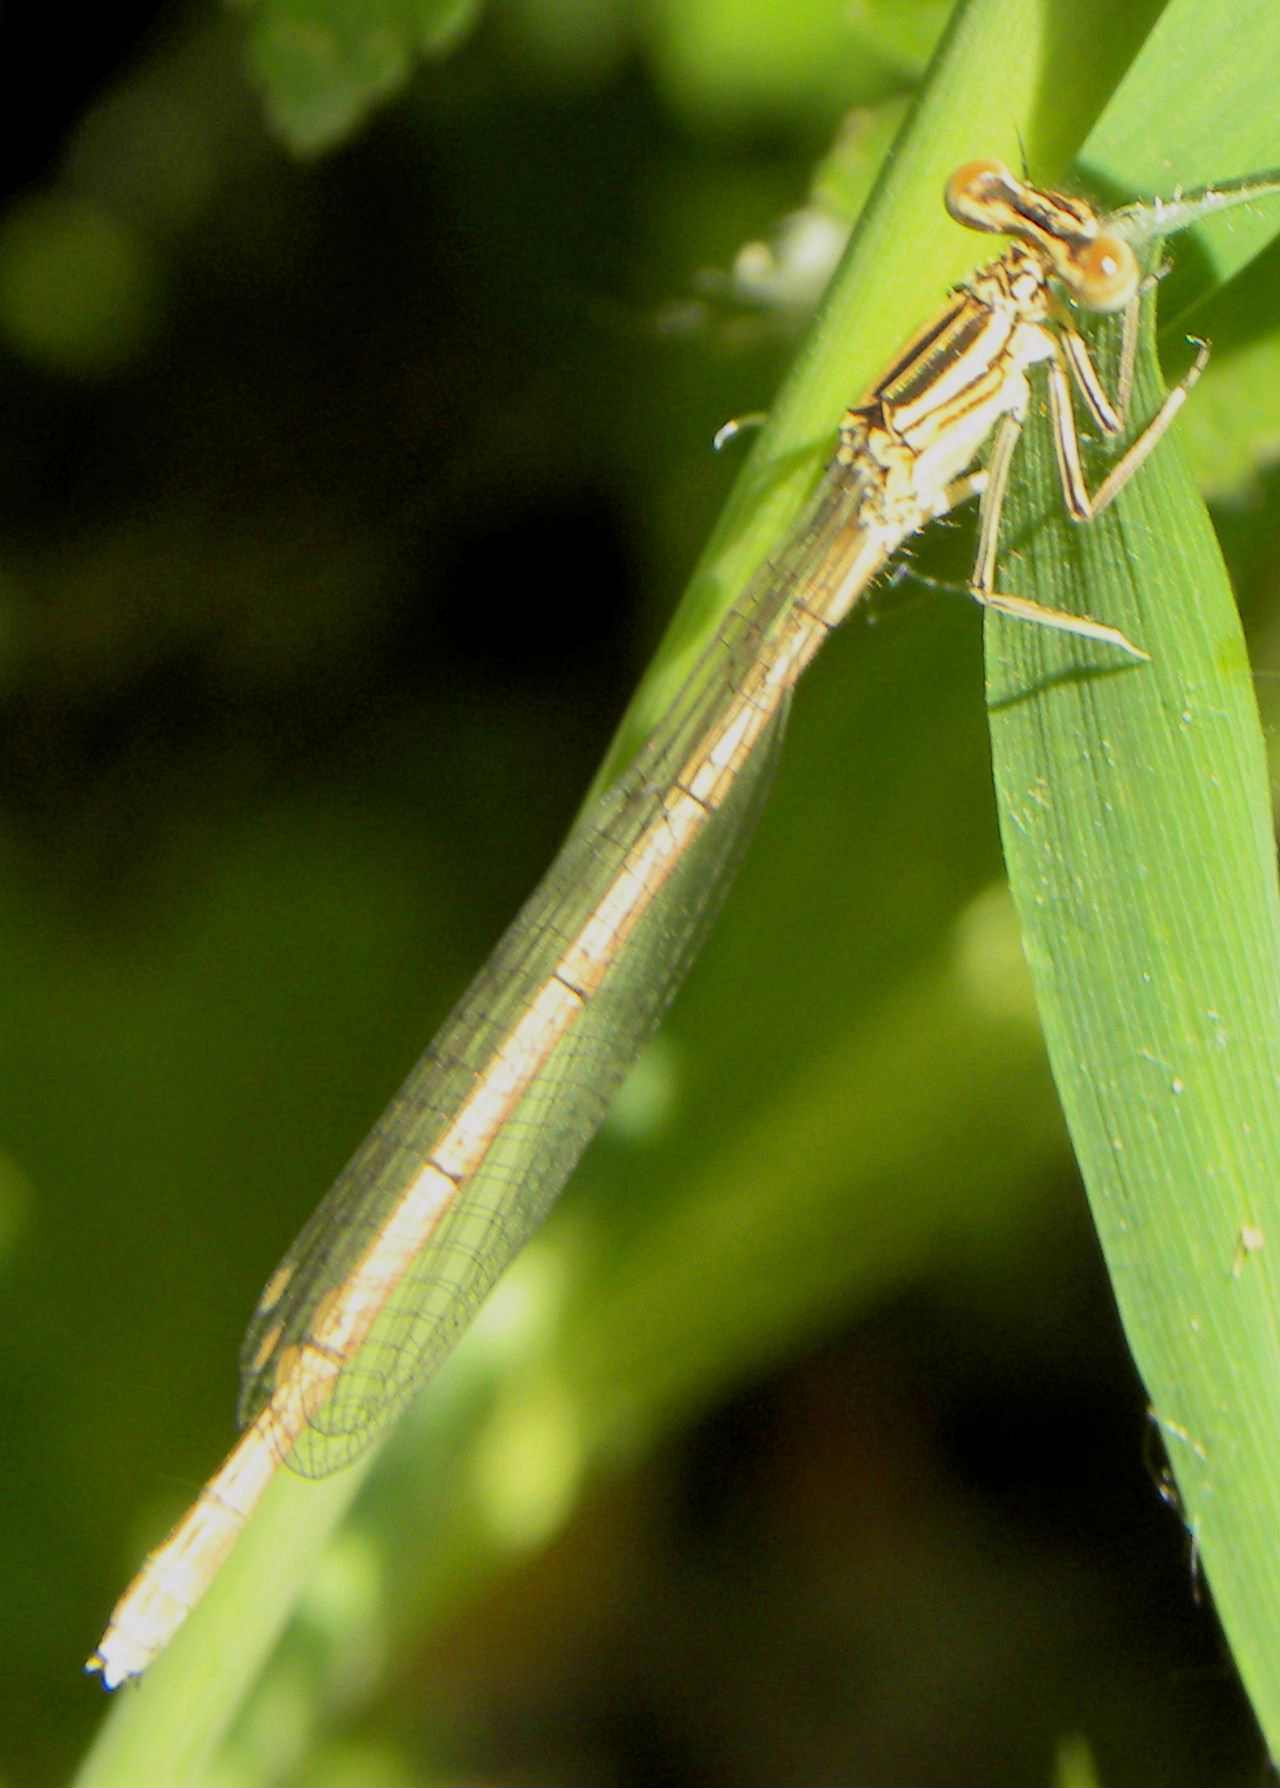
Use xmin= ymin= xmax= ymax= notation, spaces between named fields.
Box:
xmin=7 ymin=1 xmax=1280 ymax=1782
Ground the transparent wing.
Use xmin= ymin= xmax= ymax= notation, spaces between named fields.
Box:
xmin=238 ymin=472 xmax=871 ymax=1476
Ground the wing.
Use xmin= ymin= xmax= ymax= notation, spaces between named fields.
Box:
xmin=237 ymin=471 xmax=872 ymax=1476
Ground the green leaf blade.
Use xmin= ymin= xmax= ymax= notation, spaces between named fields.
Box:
xmin=987 ymin=203 xmax=1280 ymax=1764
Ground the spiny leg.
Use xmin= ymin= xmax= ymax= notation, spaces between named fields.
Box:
xmin=964 ymin=314 xmax=1209 ymax=660
xmin=1050 ymin=327 xmax=1210 ymax=521
xmin=966 ymin=409 xmax=1149 ymax=659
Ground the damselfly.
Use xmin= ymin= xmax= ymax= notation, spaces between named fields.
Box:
xmin=88 ymin=156 xmax=1249 ymax=1687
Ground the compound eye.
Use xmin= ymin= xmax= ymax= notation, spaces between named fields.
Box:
xmin=1074 ymin=233 xmax=1139 ymax=312
xmin=944 ymin=159 xmax=1017 ymax=230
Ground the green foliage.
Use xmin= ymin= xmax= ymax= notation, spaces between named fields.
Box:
xmin=245 ymin=0 xmax=482 ymax=153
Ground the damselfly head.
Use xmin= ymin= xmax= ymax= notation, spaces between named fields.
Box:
xmin=946 ymin=159 xmax=1140 ymax=314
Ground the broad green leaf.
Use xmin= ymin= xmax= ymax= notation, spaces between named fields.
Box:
xmin=987 ymin=0 xmax=1280 ymax=1757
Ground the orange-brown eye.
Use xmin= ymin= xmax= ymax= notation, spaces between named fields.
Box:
xmin=1074 ymin=232 xmax=1139 ymax=312
xmin=944 ymin=159 xmax=1016 ymax=230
